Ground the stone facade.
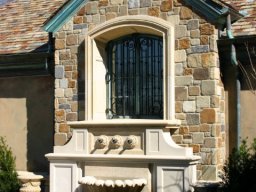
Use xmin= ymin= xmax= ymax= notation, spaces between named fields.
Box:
xmin=53 ymin=0 xmax=225 ymax=180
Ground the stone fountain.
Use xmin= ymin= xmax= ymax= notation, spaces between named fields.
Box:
xmin=46 ymin=119 xmax=200 ymax=192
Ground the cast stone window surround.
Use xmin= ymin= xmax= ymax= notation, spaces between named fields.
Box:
xmin=84 ymin=15 xmax=177 ymax=124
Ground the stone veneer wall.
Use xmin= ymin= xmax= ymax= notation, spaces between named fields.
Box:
xmin=53 ymin=0 xmax=225 ymax=181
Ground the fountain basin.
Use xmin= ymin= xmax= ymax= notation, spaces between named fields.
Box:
xmin=79 ymin=176 xmax=147 ymax=192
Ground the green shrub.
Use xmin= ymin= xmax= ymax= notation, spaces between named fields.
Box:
xmin=0 ymin=137 xmax=20 ymax=192
xmin=221 ymin=138 xmax=256 ymax=192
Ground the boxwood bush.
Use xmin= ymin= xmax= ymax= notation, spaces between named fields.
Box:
xmin=0 ymin=136 xmax=20 ymax=192
xmin=221 ymin=138 xmax=256 ymax=192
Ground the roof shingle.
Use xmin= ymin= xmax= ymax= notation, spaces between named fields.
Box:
xmin=222 ymin=0 xmax=256 ymax=36
xmin=0 ymin=0 xmax=66 ymax=54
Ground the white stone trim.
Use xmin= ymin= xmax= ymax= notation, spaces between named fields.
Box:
xmin=85 ymin=15 xmax=176 ymax=121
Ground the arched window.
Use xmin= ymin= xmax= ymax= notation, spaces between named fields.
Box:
xmin=106 ymin=34 xmax=163 ymax=119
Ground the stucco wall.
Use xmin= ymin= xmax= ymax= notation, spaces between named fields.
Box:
xmin=0 ymin=76 xmax=54 ymax=172
xmin=240 ymin=91 xmax=256 ymax=144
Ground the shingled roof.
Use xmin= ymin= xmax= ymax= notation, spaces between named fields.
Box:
xmin=222 ymin=0 xmax=256 ymax=36
xmin=0 ymin=0 xmax=255 ymax=55
xmin=0 ymin=0 xmax=66 ymax=54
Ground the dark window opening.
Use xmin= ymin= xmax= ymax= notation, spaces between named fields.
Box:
xmin=106 ymin=34 xmax=163 ymax=119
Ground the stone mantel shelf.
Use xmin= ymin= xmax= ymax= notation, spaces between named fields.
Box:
xmin=67 ymin=119 xmax=181 ymax=129
xmin=46 ymin=153 xmax=200 ymax=164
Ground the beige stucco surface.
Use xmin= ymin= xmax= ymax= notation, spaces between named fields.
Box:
xmin=0 ymin=98 xmax=27 ymax=170
xmin=240 ymin=91 xmax=256 ymax=144
xmin=0 ymin=76 xmax=54 ymax=172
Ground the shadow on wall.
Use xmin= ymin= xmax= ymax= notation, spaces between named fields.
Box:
xmin=0 ymin=75 xmax=54 ymax=172
xmin=77 ymin=40 xmax=85 ymax=120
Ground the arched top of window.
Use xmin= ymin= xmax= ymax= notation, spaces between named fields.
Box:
xmin=88 ymin=15 xmax=174 ymax=44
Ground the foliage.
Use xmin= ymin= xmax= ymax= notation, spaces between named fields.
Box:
xmin=0 ymin=136 xmax=20 ymax=192
xmin=221 ymin=138 xmax=256 ymax=192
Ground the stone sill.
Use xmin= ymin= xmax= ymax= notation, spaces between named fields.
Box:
xmin=68 ymin=119 xmax=181 ymax=129
xmin=46 ymin=153 xmax=200 ymax=164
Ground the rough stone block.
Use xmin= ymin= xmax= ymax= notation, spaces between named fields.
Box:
xmin=160 ymin=0 xmax=173 ymax=12
xmin=128 ymin=0 xmax=139 ymax=8
xmin=200 ymin=123 xmax=211 ymax=132
xmin=188 ymin=54 xmax=202 ymax=68
xmin=191 ymin=45 xmax=209 ymax=53
xmin=59 ymin=123 xmax=70 ymax=133
xmin=66 ymin=112 xmax=78 ymax=121
xmin=106 ymin=5 xmax=119 ymax=12
xmin=60 ymin=79 xmax=68 ymax=88
xmin=211 ymin=95 xmax=220 ymax=108
xmin=55 ymin=66 xmax=64 ymax=79
xmin=200 ymin=108 xmax=216 ymax=123
xmin=175 ymin=113 xmax=186 ymax=120
xmin=204 ymin=137 xmax=217 ymax=148
xmin=59 ymin=104 xmax=71 ymax=110
xmin=200 ymin=23 xmax=215 ymax=35
xmin=99 ymin=0 xmax=108 ymax=7
xmin=189 ymin=86 xmax=200 ymax=96
xmin=172 ymin=135 xmax=183 ymax=144
xmin=200 ymin=35 xmax=209 ymax=45
xmin=189 ymin=125 xmax=200 ymax=132
xmin=55 ymin=39 xmax=66 ymax=50
xmin=180 ymin=7 xmax=192 ymax=19
xmin=175 ymin=76 xmax=193 ymax=86
xmin=184 ymin=68 xmax=193 ymax=76
xmin=178 ymin=38 xmax=190 ymax=49
xmin=175 ymin=86 xmax=188 ymax=101
xmin=55 ymin=88 xmax=64 ymax=98
xmin=74 ymin=16 xmax=83 ymax=24
xmin=209 ymin=68 xmax=220 ymax=80
xmin=190 ymin=144 xmax=200 ymax=153
xmin=175 ymin=101 xmax=183 ymax=113
xmin=211 ymin=124 xmax=221 ymax=137
xmin=54 ymin=133 xmax=68 ymax=146
xmin=55 ymin=109 xmax=65 ymax=122
xmin=186 ymin=113 xmax=200 ymax=125
xmin=193 ymin=68 xmax=209 ymax=80
xmin=187 ymin=19 xmax=199 ymax=30
xmin=197 ymin=96 xmax=210 ymax=109
xmin=175 ymin=25 xmax=187 ymax=39
xmin=183 ymin=101 xmax=196 ymax=112
xmin=85 ymin=2 xmax=98 ymax=14
xmin=191 ymin=39 xmax=200 ymax=46
xmin=201 ymin=80 xmax=217 ymax=95
xmin=65 ymin=88 xmax=73 ymax=97
xmin=179 ymin=126 xmax=189 ymax=134
xmin=140 ymin=0 xmax=151 ymax=7
xmin=202 ymin=53 xmax=217 ymax=67
xmin=110 ymin=0 xmax=123 ymax=5
xmin=175 ymin=50 xmax=187 ymax=62
xmin=175 ymin=63 xmax=183 ymax=75
xmin=148 ymin=7 xmax=160 ymax=17
xmin=210 ymin=35 xmax=218 ymax=52
xmin=167 ymin=15 xmax=180 ymax=25
xmin=190 ymin=29 xmax=200 ymax=38
xmin=192 ymin=132 xmax=204 ymax=144
xmin=59 ymin=50 xmax=71 ymax=60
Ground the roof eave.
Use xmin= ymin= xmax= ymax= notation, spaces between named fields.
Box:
xmin=184 ymin=0 xmax=243 ymax=29
xmin=43 ymin=0 xmax=87 ymax=33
